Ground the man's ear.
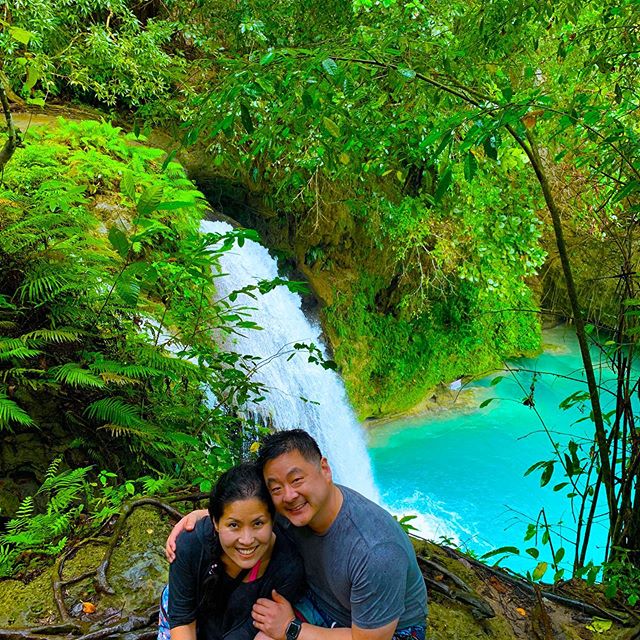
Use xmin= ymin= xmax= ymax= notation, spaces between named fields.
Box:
xmin=320 ymin=457 xmax=332 ymax=482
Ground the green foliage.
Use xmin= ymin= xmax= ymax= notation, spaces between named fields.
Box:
xmin=392 ymin=514 xmax=419 ymax=535
xmin=0 ymin=458 xmax=91 ymax=577
xmin=326 ymin=272 xmax=540 ymax=416
xmin=0 ymin=118 xmax=272 ymax=484
xmin=603 ymin=550 xmax=640 ymax=607
xmin=0 ymin=1 xmax=186 ymax=111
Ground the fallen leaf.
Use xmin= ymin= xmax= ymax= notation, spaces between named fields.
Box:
xmin=586 ymin=618 xmax=612 ymax=633
xmin=82 ymin=602 xmax=96 ymax=614
xmin=146 ymin=528 xmax=154 ymax=534
xmin=434 ymin=574 xmax=443 ymax=581
xmin=249 ymin=442 xmax=260 ymax=453
xmin=516 ymin=607 xmax=527 ymax=617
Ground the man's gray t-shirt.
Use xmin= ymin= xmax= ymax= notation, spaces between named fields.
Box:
xmin=280 ymin=485 xmax=427 ymax=630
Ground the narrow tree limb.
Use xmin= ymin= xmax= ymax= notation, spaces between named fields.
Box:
xmin=165 ymin=492 xmax=208 ymax=504
xmin=0 ymin=72 xmax=25 ymax=107
xmin=51 ymin=554 xmax=72 ymax=622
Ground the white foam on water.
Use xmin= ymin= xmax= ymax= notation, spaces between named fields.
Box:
xmin=381 ymin=489 xmax=474 ymax=545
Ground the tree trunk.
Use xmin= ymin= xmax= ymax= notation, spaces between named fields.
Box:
xmin=0 ymin=85 xmax=20 ymax=173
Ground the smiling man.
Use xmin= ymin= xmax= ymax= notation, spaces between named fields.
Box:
xmin=251 ymin=430 xmax=427 ymax=640
xmin=166 ymin=429 xmax=427 ymax=640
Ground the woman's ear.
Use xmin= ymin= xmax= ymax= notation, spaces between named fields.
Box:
xmin=212 ymin=518 xmax=219 ymax=533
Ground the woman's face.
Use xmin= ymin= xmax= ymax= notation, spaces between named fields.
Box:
xmin=215 ymin=497 xmax=274 ymax=576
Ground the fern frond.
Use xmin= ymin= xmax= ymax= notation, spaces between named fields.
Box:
xmin=90 ymin=360 xmax=162 ymax=380
xmin=0 ymin=295 xmax=16 ymax=311
xmin=6 ymin=496 xmax=34 ymax=533
xmin=20 ymin=328 xmax=83 ymax=344
xmin=98 ymin=422 xmax=158 ymax=439
xmin=0 ymin=338 xmax=41 ymax=361
xmin=18 ymin=271 xmax=69 ymax=304
xmin=139 ymin=348 xmax=199 ymax=378
xmin=0 ymin=544 xmax=17 ymax=578
xmin=1 ymin=368 xmax=46 ymax=388
xmin=0 ymin=393 xmax=35 ymax=430
xmin=140 ymin=475 xmax=178 ymax=495
xmin=85 ymin=398 xmax=144 ymax=427
xmin=97 ymin=373 xmax=142 ymax=385
xmin=40 ymin=465 xmax=92 ymax=494
xmin=44 ymin=457 xmax=63 ymax=483
xmin=50 ymin=363 xmax=106 ymax=388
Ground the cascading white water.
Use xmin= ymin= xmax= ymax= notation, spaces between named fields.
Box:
xmin=201 ymin=220 xmax=378 ymax=501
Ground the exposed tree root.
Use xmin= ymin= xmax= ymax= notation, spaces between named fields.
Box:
xmin=0 ymin=623 xmax=81 ymax=639
xmin=2 ymin=495 xmax=186 ymax=638
xmin=95 ymin=498 xmax=183 ymax=595
xmin=436 ymin=544 xmax=632 ymax=625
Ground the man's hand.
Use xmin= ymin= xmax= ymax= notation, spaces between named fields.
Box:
xmin=165 ymin=509 xmax=208 ymax=562
xmin=252 ymin=589 xmax=295 ymax=640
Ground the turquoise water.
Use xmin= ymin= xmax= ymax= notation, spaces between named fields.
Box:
xmin=368 ymin=326 xmax=617 ymax=575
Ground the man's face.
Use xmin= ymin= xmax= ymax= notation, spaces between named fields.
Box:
xmin=263 ymin=449 xmax=333 ymax=532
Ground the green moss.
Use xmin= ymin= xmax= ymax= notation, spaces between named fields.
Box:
xmin=0 ymin=571 xmax=57 ymax=627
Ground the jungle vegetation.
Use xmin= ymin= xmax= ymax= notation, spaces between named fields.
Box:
xmin=1 ymin=0 xmax=639 ymax=603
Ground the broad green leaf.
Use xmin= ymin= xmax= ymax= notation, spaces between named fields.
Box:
xmin=161 ymin=149 xmax=178 ymax=171
xmin=553 ymin=547 xmax=565 ymax=564
xmin=137 ymin=185 xmax=164 ymax=216
xmin=121 ymin=171 xmax=137 ymax=201
xmin=322 ymin=58 xmax=338 ymax=76
xmin=322 ymin=117 xmax=341 ymax=138
xmin=108 ymin=227 xmax=129 ymax=258
xmin=464 ymin=152 xmax=478 ymax=182
xmin=155 ymin=201 xmax=195 ymax=211
xmin=26 ymin=97 xmax=45 ymax=107
xmin=9 ymin=26 xmax=31 ymax=44
xmin=23 ymin=65 xmax=38 ymax=92
xmin=260 ymin=51 xmax=275 ymax=65
xmin=481 ymin=546 xmax=520 ymax=559
xmin=525 ymin=547 xmax=539 ymax=559
xmin=540 ymin=462 xmax=555 ymax=487
xmin=302 ymin=91 xmax=314 ymax=109
xmin=532 ymin=561 xmax=548 ymax=581
xmin=479 ymin=397 xmax=494 ymax=408
xmin=240 ymin=102 xmax=254 ymax=134
xmin=483 ymin=134 xmax=499 ymax=161
xmin=586 ymin=618 xmax=612 ymax=633
xmin=613 ymin=180 xmax=640 ymax=203
xmin=433 ymin=166 xmax=453 ymax=202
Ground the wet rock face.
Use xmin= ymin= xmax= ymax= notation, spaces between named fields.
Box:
xmin=108 ymin=507 xmax=169 ymax=606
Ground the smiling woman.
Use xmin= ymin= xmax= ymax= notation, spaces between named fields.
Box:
xmin=216 ymin=498 xmax=275 ymax=575
xmin=160 ymin=463 xmax=306 ymax=640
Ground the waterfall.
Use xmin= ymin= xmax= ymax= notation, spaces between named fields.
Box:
xmin=201 ymin=220 xmax=379 ymax=501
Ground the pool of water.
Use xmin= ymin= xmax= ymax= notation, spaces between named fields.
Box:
xmin=368 ymin=326 xmax=616 ymax=575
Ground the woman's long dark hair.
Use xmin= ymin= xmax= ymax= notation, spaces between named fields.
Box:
xmin=202 ymin=462 xmax=274 ymax=611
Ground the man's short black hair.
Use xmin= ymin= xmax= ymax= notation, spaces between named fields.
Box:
xmin=257 ymin=429 xmax=323 ymax=469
